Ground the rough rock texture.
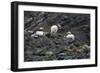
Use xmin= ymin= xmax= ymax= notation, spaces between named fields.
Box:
xmin=24 ymin=11 xmax=90 ymax=62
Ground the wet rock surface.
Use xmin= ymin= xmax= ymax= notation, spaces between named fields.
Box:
xmin=24 ymin=11 xmax=90 ymax=61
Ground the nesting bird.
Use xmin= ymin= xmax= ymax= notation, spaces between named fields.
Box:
xmin=50 ymin=24 xmax=61 ymax=35
xmin=66 ymin=32 xmax=75 ymax=43
xmin=31 ymin=27 xmax=45 ymax=38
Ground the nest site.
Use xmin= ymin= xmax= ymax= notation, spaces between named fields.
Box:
xmin=24 ymin=11 xmax=90 ymax=61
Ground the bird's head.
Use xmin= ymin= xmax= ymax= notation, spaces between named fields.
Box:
xmin=57 ymin=24 xmax=61 ymax=29
xmin=39 ymin=27 xmax=44 ymax=31
xmin=67 ymin=31 xmax=71 ymax=34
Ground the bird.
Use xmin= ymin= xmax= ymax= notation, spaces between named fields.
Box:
xmin=50 ymin=24 xmax=61 ymax=35
xmin=31 ymin=27 xmax=45 ymax=38
xmin=66 ymin=31 xmax=75 ymax=43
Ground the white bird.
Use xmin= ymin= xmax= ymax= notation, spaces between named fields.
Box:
xmin=66 ymin=32 xmax=75 ymax=43
xmin=50 ymin=24 xmax=61 ymax=35
xmin=31 ymin=27 xmax=44 ymax=37
xmin=50 ymin=25 xmax=58 ymax=34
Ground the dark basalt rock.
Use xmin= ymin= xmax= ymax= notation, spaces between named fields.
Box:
xmin=24 ymin=11 xmax=90 ymax=62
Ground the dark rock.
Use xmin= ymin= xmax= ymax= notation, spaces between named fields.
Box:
xmin=24 ymin=11 xmax=90 ymax=61
xmin=31 ymin=56 xmax=45 ymax=61
xmin=34 ymin=48 xmax=43 ymax=55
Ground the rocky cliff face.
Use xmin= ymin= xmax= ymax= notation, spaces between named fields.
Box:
xmin=24 ymin=11 xmax=90 ymax=61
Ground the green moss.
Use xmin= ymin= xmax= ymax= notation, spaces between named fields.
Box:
xmin=63 ymin=44 xmax=89 ymax=54
xmin=64 ymin=48 xmax=73 ymax=52
xmin=76 ymin=49 xmax=84 ymax=53
xmin=45 ymin=50 xmax=54 ymax=57
xmin=79 ymin=44 xmax=89 ymax=50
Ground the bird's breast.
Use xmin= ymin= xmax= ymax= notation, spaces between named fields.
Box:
xmin=35 ymin=31 xmax=44 ymax=36
xmin=51 ymin=25 xmax=58 ymax=33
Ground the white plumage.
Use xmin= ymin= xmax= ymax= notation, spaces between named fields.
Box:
xmin=31 ymin=31 xmax=44 ymax=37
xmin=35 ymin=31 xmax=44 ymax=36
xmin=31 ymin=27 xmax=44 ymax=37
xmin=50 ymin=25 xmax=58 ymax=34
xmin=66 ymin=32 xmax=75 ymax=42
